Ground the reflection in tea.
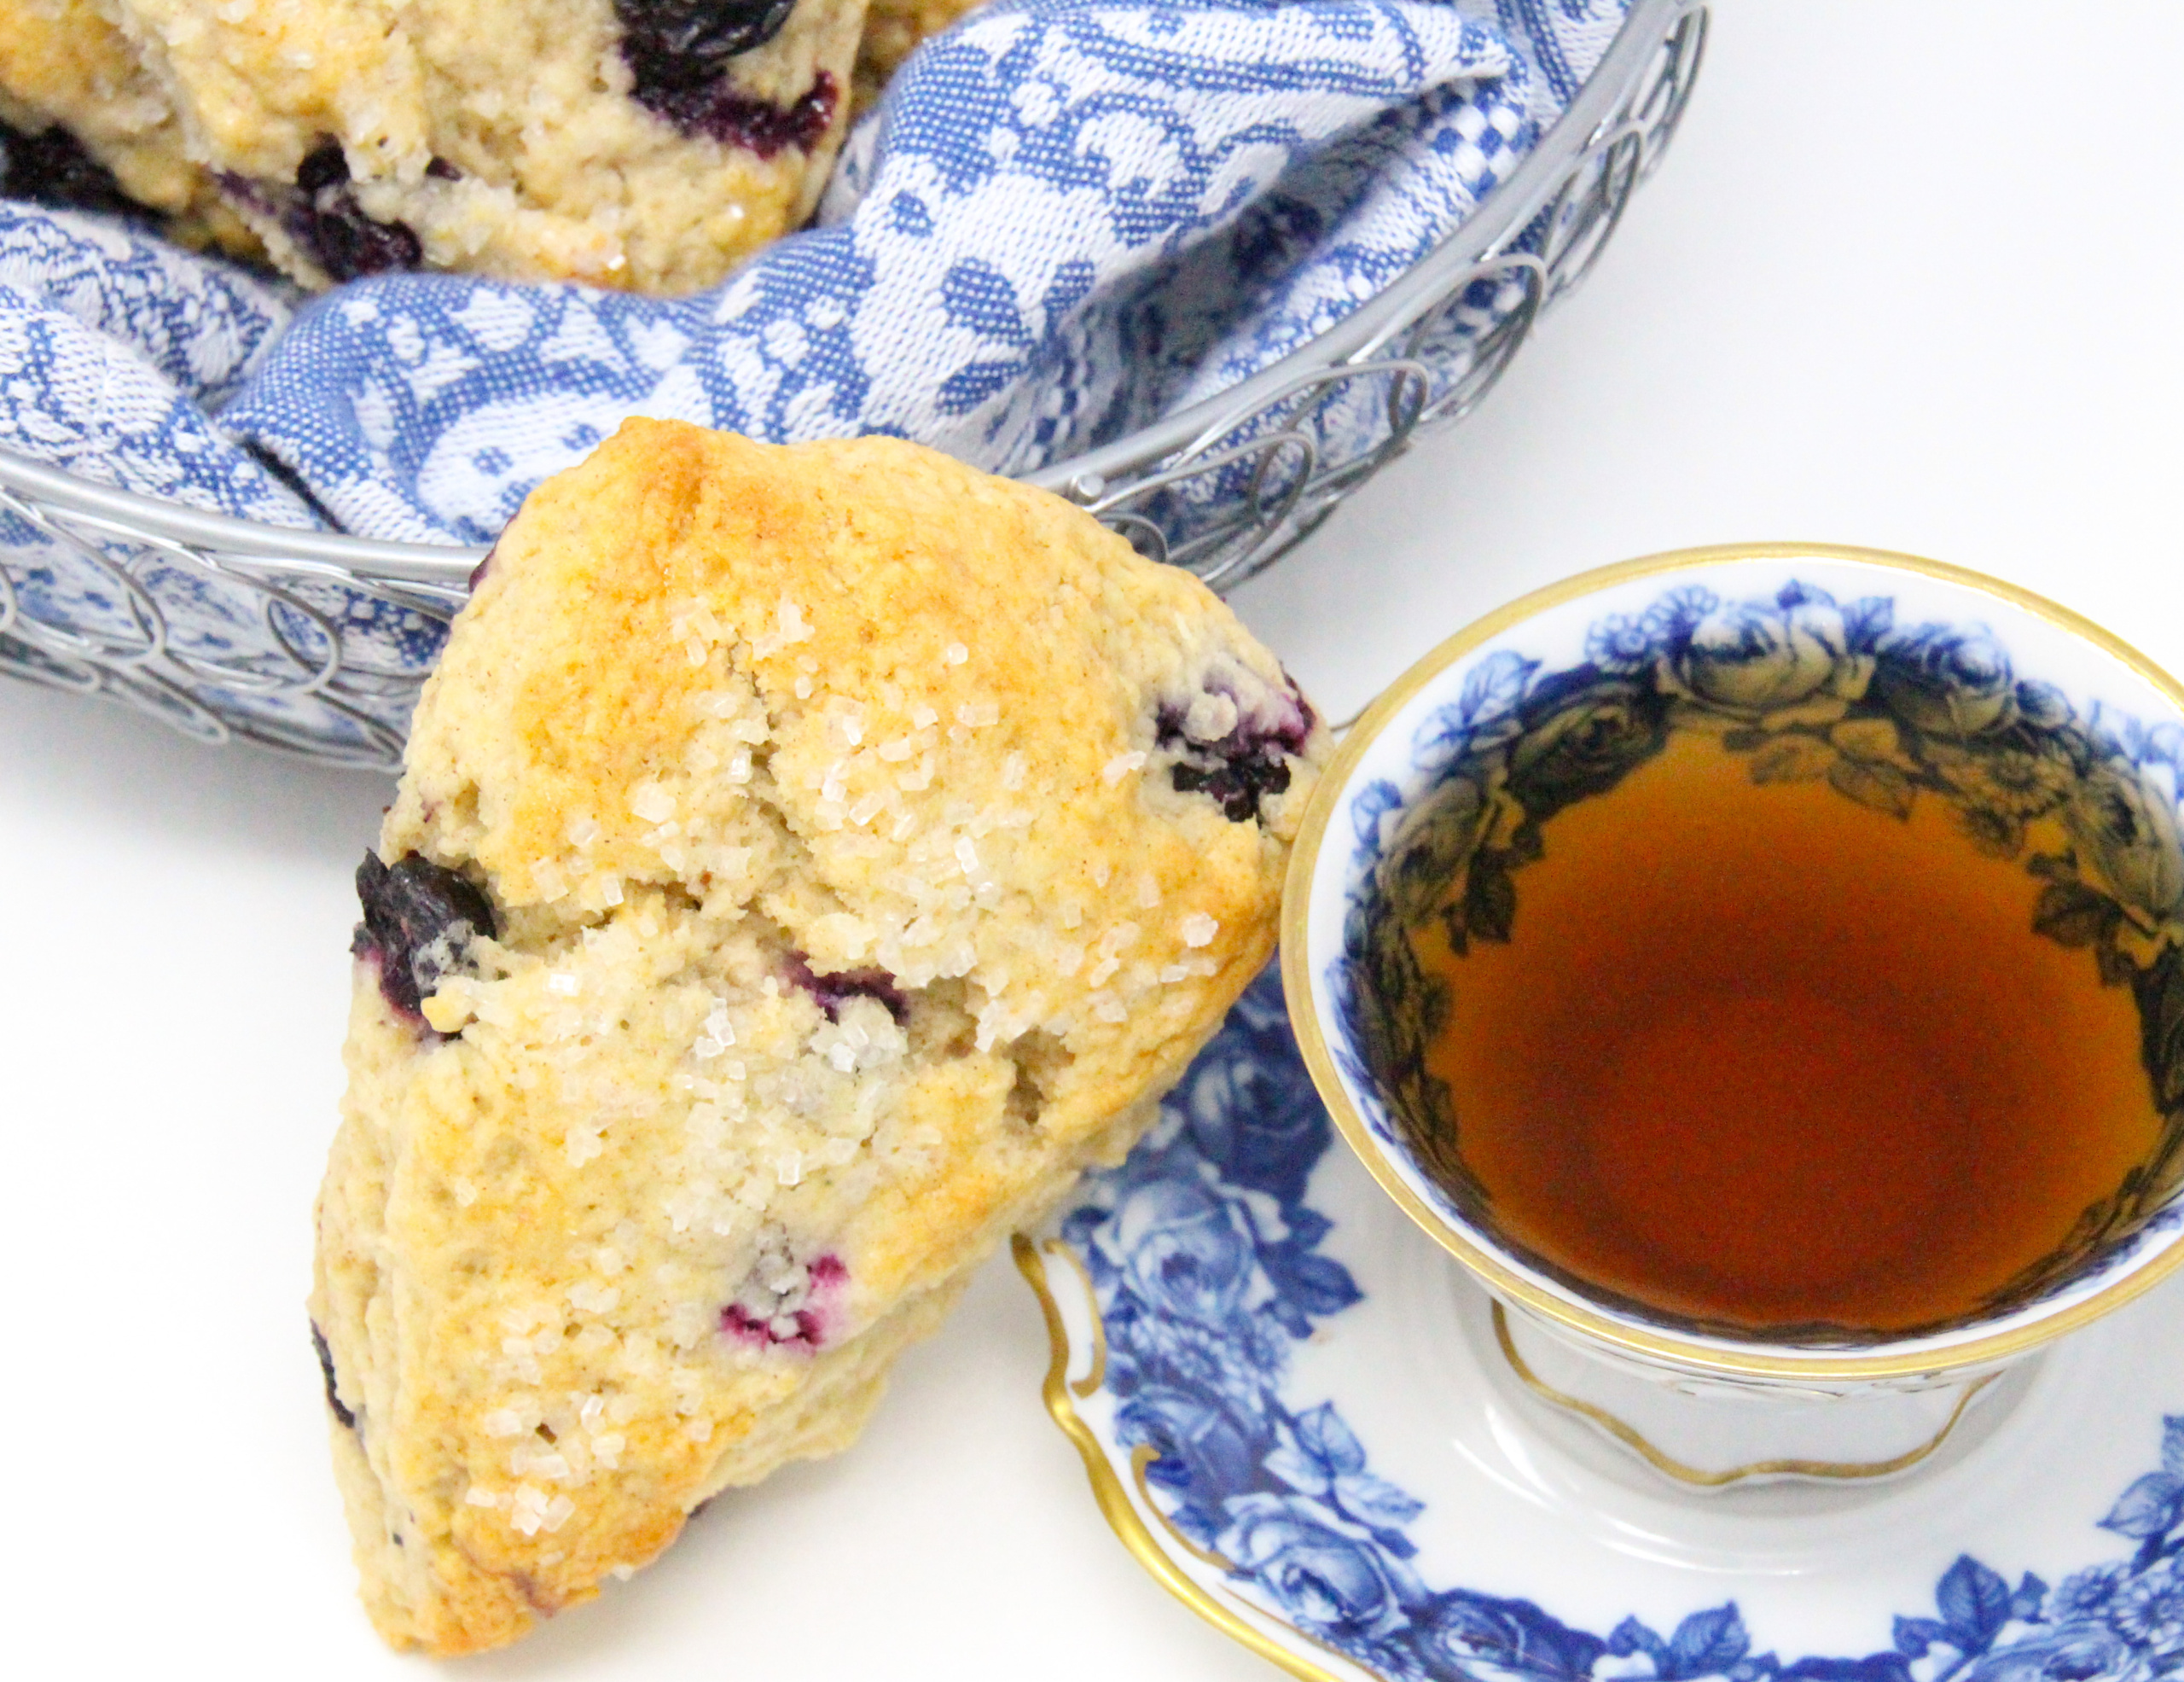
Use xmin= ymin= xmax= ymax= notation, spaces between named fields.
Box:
xmin=1417 ymin=730 xmax=2162 ymax=1333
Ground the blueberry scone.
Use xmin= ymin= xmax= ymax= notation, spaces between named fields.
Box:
xmin=0 ymin=0 xmax=253 ymax=248
xmin=850 ymin=0 xmax=986 ymax=108
xmin=311 ymin=418 xmax=1327 ymax=1653
xmin=0 ymin=0 xmax=866 ymax=292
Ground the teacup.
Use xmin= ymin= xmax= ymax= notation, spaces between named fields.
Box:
xmin=1282 ymin=543 xmax=2184 ymax=1487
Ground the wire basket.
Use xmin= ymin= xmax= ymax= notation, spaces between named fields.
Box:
xmin=0 ymin=0 xmax=1705 ymax=771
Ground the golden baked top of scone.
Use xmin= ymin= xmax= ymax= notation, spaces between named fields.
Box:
xmin=313 ymin=419 xmax=1325 ymax=1653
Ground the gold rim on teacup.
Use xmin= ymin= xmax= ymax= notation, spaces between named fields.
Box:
xmin=1281 ymin=540 xmax=2184 ymax=1384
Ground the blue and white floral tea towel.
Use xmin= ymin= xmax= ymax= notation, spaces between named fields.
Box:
xmin=0 ymin=207 xmax=317 ymax=527
xmin=0 ymin=0 xmax=1629 ymax=546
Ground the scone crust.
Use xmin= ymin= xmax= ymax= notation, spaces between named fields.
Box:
xmin=3 ymin=0 xmax=980 ymax=287
xmin=851 ymin=0 xmax=986 ymax=108
xmin=0 ymin=0 xmax=253 ymax=248
xmin=312 ymin=420 xmax=1326 ymax=1653
xmin=5 ymin=0 xmax=868 ymax=291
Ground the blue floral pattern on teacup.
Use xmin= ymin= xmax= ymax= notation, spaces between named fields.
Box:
xmin=1055 ymin=963 xmax=2184 ymax=1681
xmin=1653 ymin=583 xmax=1875 ymax=725
xmin=1329 ymin=577 xmax=2184 ymax=1342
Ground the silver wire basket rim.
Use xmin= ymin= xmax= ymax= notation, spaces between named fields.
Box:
xmin=0 ymin=0 xmax=1698 ymax=590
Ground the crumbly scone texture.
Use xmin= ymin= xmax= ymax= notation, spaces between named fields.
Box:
xmin=850 ymin=0 xmax=985 ymax=108
xmin=0 ymin=0 xmax=252 ymax=248
xmin=312 ymin=418 xmax=1327 ymax=1655
xmin=1 ymin=0 xmax=867 ymax=292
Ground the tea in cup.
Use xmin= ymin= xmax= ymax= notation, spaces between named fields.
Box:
xmin=1284 ymin=544 xmax=2184 ymax=1484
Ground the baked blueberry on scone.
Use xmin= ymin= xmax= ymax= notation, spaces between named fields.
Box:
xmin=0 ymin=0 xmax=866 ymax=290
xmin=311 ymin=418 xmax=1327 ymax=1653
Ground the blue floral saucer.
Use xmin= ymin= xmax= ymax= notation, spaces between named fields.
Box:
xmin=1019 ymin=963 xmax=2184 ymax=1682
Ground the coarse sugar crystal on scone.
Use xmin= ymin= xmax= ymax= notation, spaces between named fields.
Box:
xmin=0 ymin=0 xmax=867 ymax=291
xmin=311 ymin=417 xmax=1328 ymax=1654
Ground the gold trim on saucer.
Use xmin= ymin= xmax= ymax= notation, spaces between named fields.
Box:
xmin=1130 ymin=1443 xmax=1240 ymax=1570
xmin=1041 ymin=1240 xmax=1109 ymax=1399
xmin=1489 ymin=1302 xmax=1995 ymax=1487
xmin=1011 ymin=1234 xmax=1351 ymax=1682
xmin=1281 ymin=541 xmax=2184 ymax=1383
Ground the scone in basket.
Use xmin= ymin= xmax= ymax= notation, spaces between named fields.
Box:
xmin=0 ymin=0 xmax=1704 ymax=772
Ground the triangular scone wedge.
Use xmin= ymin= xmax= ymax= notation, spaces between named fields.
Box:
xmin=311 ymin=419 xmax=1329 ymax=1655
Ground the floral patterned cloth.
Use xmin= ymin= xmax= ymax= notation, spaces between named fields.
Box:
xmin=0 ymin=0 xmax=1629 ymax=544
xmin=0 ymin=206 xmax=312 ymax=526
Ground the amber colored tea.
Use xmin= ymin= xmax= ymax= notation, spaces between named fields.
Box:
xmin=1420 ymin=730 xmax=2164 ymax=1333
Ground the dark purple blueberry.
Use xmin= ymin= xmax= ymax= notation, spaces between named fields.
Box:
xmin=1170 ymin=755 xmax=1289 ymax=823
xmin=783 ymin=952 xmax=907 ymax=1024
xmin=424 ymin=156 xmax=462 ymax=181
xmin=0 ymin=117 xmax=142 ymax=220
xmin=282 ymin=138 xmax=421 ymax=282
xmin=632 ymin=67 xmax=838 ymax=155
xmin=615 ymin=0 xmax=799 ymax=99
xmin=293 ymin=138 xmax=349 ymax=196
xmin=1156 ymin=675 xmax=1317 ymax=824
xmin=720 ymin=1249 xmax=845 ymax=1351
xmin=311 ymin=1321 xmax=357 ymax=1430
xmin=352 ymin=852 xmax=497 ymax=1026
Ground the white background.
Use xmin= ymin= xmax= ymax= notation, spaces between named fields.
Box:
xmin=7 ymin=3 xmax=2183 ymax=1677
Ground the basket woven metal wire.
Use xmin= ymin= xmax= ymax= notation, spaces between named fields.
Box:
xmin=0 ymin=0 xmax=1705 ymax=771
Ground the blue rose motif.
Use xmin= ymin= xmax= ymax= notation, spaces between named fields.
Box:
xmin=1177 ymin=1045 xmax=1330 ymax=1209
xmin=1956 ymin=1621 xmax=2134 ymax=1682
xmin=1095 ymin=1177 xmax=1268 ymax=1331
xmin=1661 ymin=585 xmax=1872 ymax=721
xmin=1375 ymin=771 xmax=1493 ymax=929
xmin=1408 ymin=1588 xmax=1606 ymax=1682
xmin=1114 ymin=1386 xmax=1261 ymax=1516
xmin=1506 ymin=674 xmax=1668 ymax=813
xmin=1873 ymin=623 xmax=2017 ymax=735
xmin=2066 ymin=758 xmax=2184 ymax=925
xmin=1217 ymin=1493 xmax=1425 ymax=1645
xmin=1103 ymin=1291 xmax=1287 ymax=1417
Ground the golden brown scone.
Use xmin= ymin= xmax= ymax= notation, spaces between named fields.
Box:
xmin=311 ymin=418 xmax=1327 ymax=1653
xmin=2 ymin=0 xmax=869 ymax=292
xmin=851 ymin=0 xmax=987 ymax=108
xmin=0 ymin=0 xmax=252 ymax=250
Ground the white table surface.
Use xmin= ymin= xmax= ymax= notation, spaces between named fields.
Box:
xmin=8 ymin=3 xmax=2183 ymax=1676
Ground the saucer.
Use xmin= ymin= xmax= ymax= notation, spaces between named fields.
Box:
xmin=1018 ymin=963 xmax=2184 ymax=1681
